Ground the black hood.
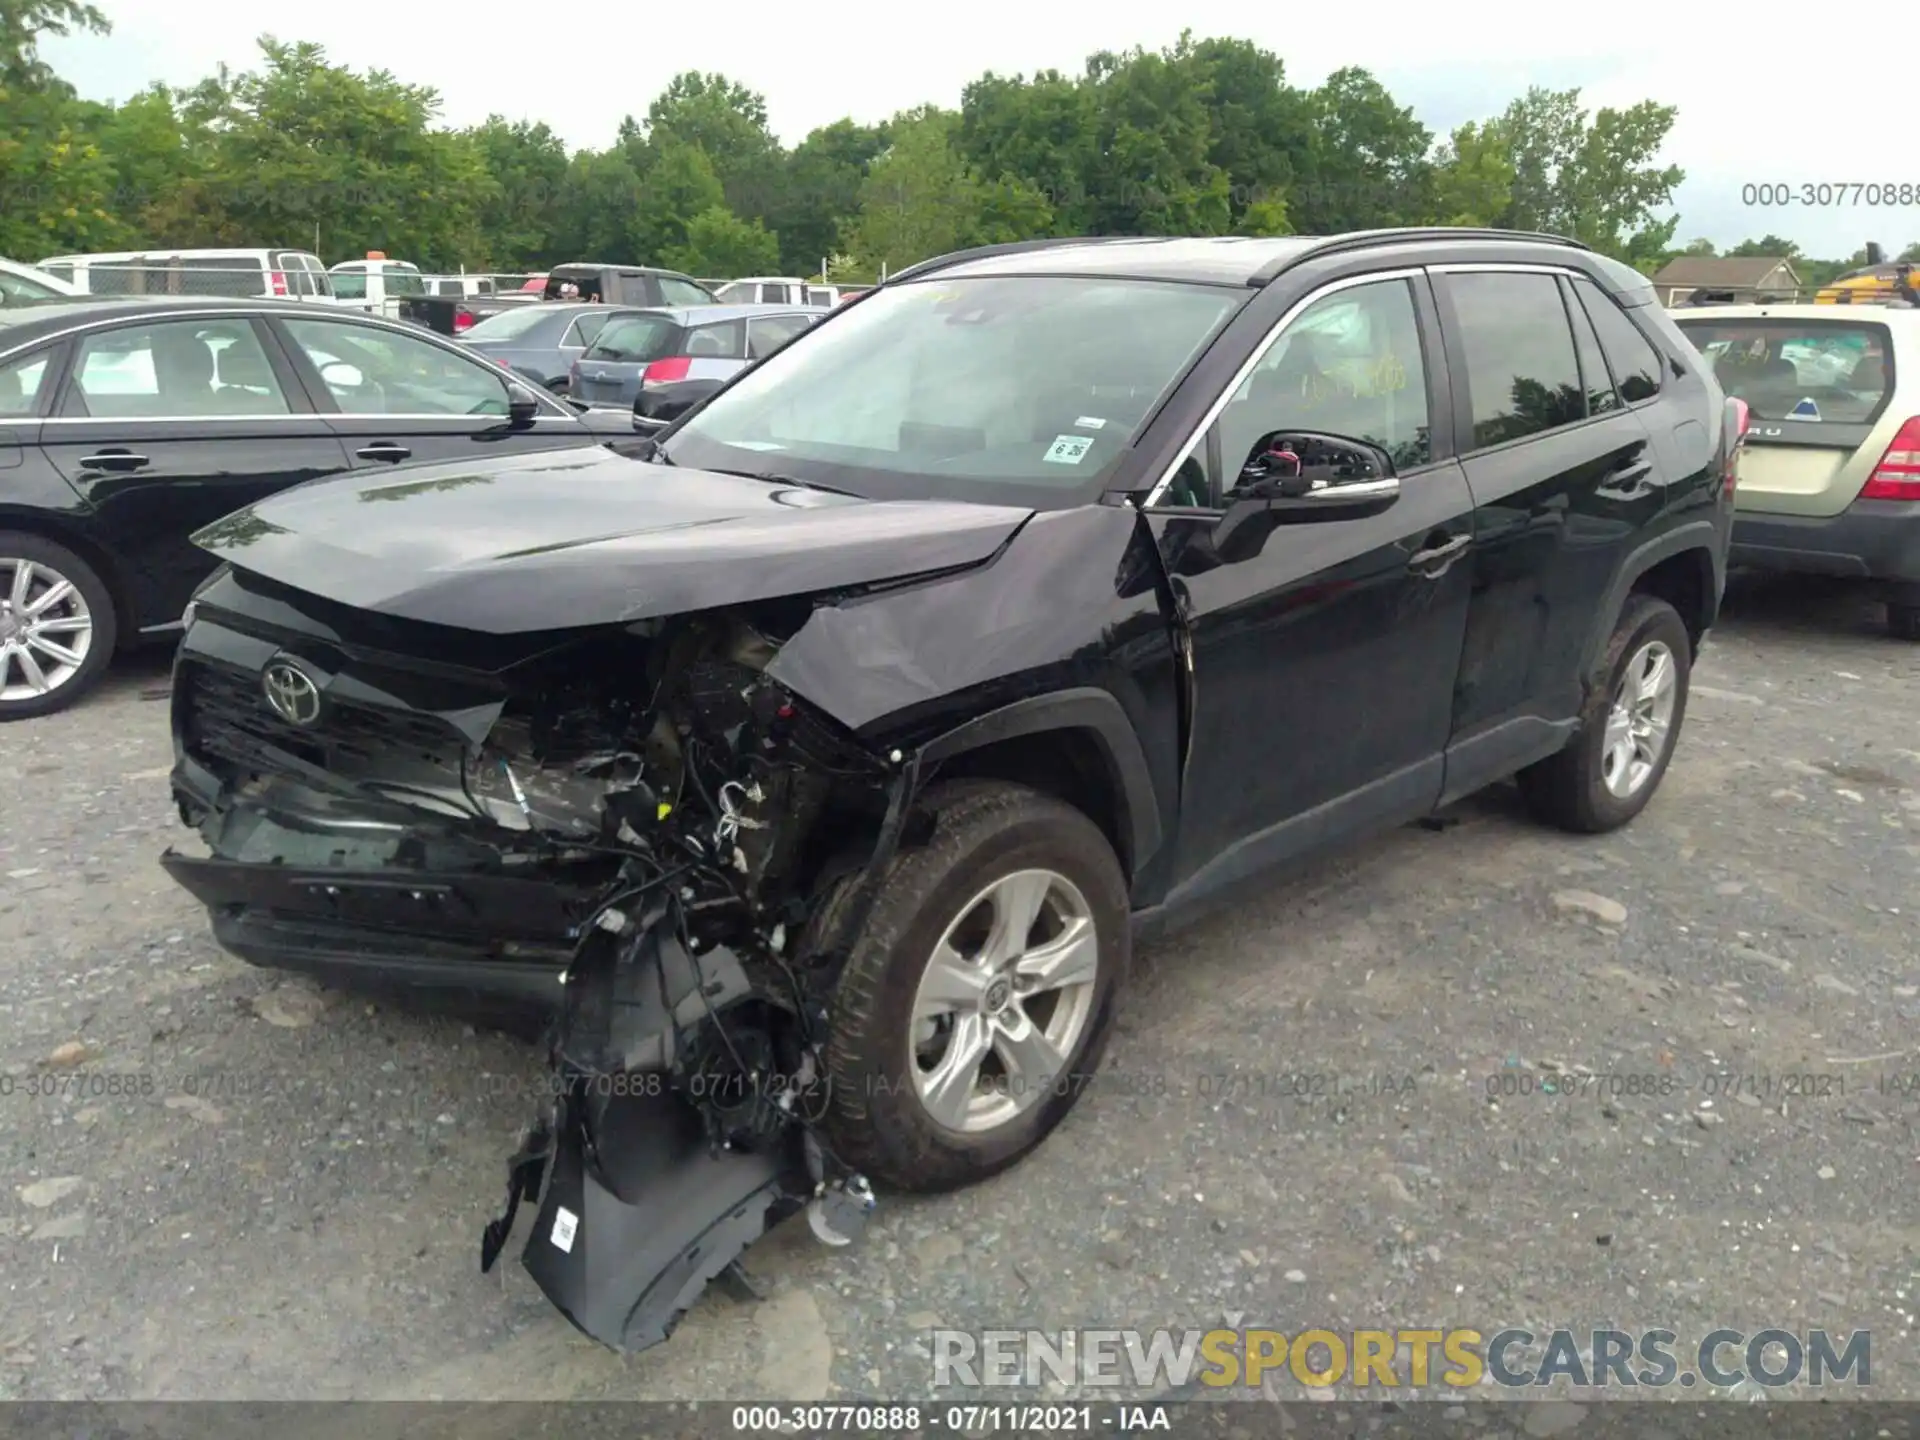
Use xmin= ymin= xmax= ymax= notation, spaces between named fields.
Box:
xmin=192 ymin=448 xmax=1033 ymax=632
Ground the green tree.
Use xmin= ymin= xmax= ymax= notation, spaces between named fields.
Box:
xmin=643 ymin=71 xmax=781 ymax=221
xmin=1429 ymin=121 xmax=1513 ymax=227
xmin=771 ymin=119 xmax=889 ymax=273
xmin=630 ymin=139 xmax=726 ymax=265
xmin=1081 ymin=34 xmax=1231 ymax=235
xmin=1896 ymin=241 xmax=1920 ymax=264
xmin=1190 ymin=37 xmax=1312 ymax=231
xmin=843 ymin=107 xmax=978 ymax=272
xmin=1491 ymin=86 xmax=1683 ymax=260
xmin=1295 ymin=67 xmax=1432 ymax=232
xmin=665 ymin=204 xmax=779 ymax=276
xmin=1725 ymin=233 xmax=1798 ymax=258
xmin=465 ymin=116 xmax=570 ymax=269
xmin=0 ymin=0 xmax=120 ymax=256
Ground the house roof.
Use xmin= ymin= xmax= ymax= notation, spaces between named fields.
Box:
xmin=1651 ymin=256 xmax=1798 ymax=288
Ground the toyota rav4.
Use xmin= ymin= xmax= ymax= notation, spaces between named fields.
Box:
xmin=160 ymin=229 xmax=1741 ymax=1354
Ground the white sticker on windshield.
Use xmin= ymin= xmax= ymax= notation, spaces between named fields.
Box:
xmin=1044 ymin=434 xmax=1094 ymax=465
xmin=1074 ymin=416 xmax=1108 ymax=429
xmin=551 ymin=1206 xmax=579 ymax=1253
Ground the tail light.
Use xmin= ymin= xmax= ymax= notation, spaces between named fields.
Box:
xmin=269 ymin=270 xmax=287 ymax=296
xmin=1860 ymin=416 xmax=1920 ymax=501
xmin=453 ymin=308 xmax=475 ymax=333
xmin=642 ymin=356 xmax=692 ymax=387
xmin=1724 ymin=397 xmax=1750 ymax=500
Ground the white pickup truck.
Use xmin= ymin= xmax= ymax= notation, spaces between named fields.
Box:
xmin=327 ymin=256 xmax=431 ymax=319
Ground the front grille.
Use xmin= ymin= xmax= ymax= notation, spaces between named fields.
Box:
xmin=181 ymin=659 xmax=472 ymax=781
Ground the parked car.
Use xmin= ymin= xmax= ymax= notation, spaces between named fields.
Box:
xmin=158 ymin=227 xmax=1737 ymax=1355
xmin=1670 ymin=303 xmax=1918 ymax=638
xmin=0 ymin=296 xmax=622 ymax=719
xmin=714 ymin=275 xmax=846 ymax=308
xmin=458 ymin=301 xmax=655 ymax=394
xmin=327 ymin=255 xmax=428 ymax=319
xmin=37 ymin=249 xmax=340 ymax=302
xmin=566 ymin=302 xmax=820 ymax=411
xmin=0 ymin=257 xmax=81 ymax=306
xmin=399 ymin=263 xmax=714 ymax=338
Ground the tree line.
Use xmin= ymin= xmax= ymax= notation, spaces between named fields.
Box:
xmin=1 ymin=0 xmax=1912 ymax=284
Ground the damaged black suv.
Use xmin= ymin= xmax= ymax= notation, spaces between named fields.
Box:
xmin=162 ymin=229 xmax=1739 ymax=1353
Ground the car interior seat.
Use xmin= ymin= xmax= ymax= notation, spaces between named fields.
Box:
xmin=213 ymin=343 xmax=284 ymax=411
xmin=153 ymin=332 xmax=218 ymax=413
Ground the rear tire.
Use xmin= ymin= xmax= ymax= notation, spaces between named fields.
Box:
xmin=0 ymin=532 xmax=117 ymax=722
xmin=1889 ymin=603 xmax=1920 ymax=642
xmin=1518 ymin=594 xmax=1691 ymax=833
xmin=820 ymin=780 xmax=1130 ymax=1192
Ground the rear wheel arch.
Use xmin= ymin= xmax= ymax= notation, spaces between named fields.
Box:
xmin=915 ymin=689 xmax=1162 ymax=883
xmin=1583 ymin=524 xmax=1722 ymax=683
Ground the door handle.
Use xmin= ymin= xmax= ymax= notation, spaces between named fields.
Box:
xmin=1408 ymin=533 xmax=1471 ymax=573
xmin=1602 ymin=459 xmax=1655 ymax=492
xmin=355 ymin=442 xmax=412 ymax=462
xmin=79 ymin=450 xmax=149 ymax=471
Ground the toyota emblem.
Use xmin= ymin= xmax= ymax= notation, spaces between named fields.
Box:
xmin=262 ymin=660 xmax=322 ymax=726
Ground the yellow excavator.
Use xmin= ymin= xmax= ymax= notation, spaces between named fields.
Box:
xmin=1815 ymin=242 xmax=1920 ymax=306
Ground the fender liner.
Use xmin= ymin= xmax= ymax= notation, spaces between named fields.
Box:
xmin=918 ymin=687 xmax=1162 ymax=875
xmin=1580 ymin=520 xmax=1725 ymax=683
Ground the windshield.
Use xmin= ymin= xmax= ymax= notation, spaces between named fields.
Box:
xmin=663 ymin=276 xmax=1243 ymax=505
xmin=1675 ymin=317 xmax=1892 ymax=424
xmin=586 ymin=314 xmax=680 ymax=363
xmin=466 ymin=306 xmax=557 ymax=342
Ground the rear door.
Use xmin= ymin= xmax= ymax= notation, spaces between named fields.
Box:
xmin=270 ymin=312 xmax=597 ymax=469
xmin=1432 ymin=265 xmax=1664 ymax=763
xmin=1671 ymin=312 xmax=1897 ymax=518
xmin=39 ymin=314 xmax=349 ymax=628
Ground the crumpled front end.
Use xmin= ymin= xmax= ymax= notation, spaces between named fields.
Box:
xmin=164 ymin=567 xmax=905 ymax=1349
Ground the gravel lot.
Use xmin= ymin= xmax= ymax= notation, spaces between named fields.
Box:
xmin=2 ymin=573 xmax=1917 ymax=1409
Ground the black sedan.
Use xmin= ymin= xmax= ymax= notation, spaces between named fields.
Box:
xmin=0 ymin=296 xmax=627 ymax=718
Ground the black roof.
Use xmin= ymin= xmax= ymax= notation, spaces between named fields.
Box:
xmin=890 ymin=228 xmax=1593 ymax=288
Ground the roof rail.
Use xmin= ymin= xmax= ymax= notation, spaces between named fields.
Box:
xmin=884 ymin=236 xmax=1144 ymax=285
xmin=1250 ymin=227 xmax=1592 ymax=285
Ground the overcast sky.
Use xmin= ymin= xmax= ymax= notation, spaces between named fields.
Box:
xmin=41 ymin=0 xmax=1920 ymax=262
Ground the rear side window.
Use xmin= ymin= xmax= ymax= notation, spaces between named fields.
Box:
xmin=1447 ymin=271 xmax=1585 ymax=448
xmin=585 ymin=314 xmax=681 ymax=362
xmin=1672 ymin=317 xmax=1893 ymax=425
xmin=748 ymin=314 xmax=815 ymax=358
xmin=1572 ymin=277 xmax=1661 ymax=403
xmin=177 ymin=257 xmax=268 ymax=298
xmin=1560 ymin=278 xmax=1620 ymax=416
xmin=687 ymin=320 xmax=746 ymax=358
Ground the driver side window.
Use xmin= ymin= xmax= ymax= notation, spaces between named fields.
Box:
xmin=1183 ymin=278 xmax=1431 ymax=506
xmin=280 ymin=317 xmax=513 ymax=416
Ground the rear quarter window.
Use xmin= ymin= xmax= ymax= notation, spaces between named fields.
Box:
xmin=1673 ymin=317 xmax=1892 ymax=425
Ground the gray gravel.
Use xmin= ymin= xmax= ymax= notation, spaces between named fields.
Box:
xmin=2 ymin=573 xmax=1916 ymax=1405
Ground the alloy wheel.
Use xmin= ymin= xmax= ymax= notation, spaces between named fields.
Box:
xmin=0 ymin=556 xmax=94 ymax=704
xmin=1600 ymin=639 xmax=1677 ymax=799
xmin=909 ymin=868 xmax=1102 ymax=1134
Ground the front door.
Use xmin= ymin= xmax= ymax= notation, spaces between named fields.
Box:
xmin=40 ymin=314 xmax=348 ymax=628
xmin=269 ymin=314 xmax=596 ymax=471
xmin=1145 ymin=272 xmax=1476 ymax=906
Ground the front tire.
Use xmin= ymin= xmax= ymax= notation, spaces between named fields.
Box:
xmin=821 ymin=780 xmax=1130 ymax=1192
xmin=1518 ymin=594 xmax=1691 ymax=833
xmin=0 ymin=532 xmax=117 ymax=721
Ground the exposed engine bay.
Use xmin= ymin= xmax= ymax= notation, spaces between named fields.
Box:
xmin=178 ymin=603 xmax=925 ymax=1351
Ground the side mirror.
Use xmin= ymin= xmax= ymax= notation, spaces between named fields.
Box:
xmin=1213 ymin=431 xmax=1400 ymax=560
xmin=506 ymin=383 xmax=540 ymax=425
